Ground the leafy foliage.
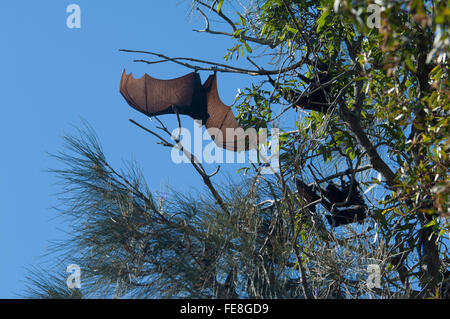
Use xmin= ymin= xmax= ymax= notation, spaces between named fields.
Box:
xmin=25 ymin=0 xmax=449 ymax=298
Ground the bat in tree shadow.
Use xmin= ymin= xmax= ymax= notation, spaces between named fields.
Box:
xmin=295 ymin=179 xmax=367 ymax=227
xmin=268 ymin=61 xmax=333 ymax=113
xmin=120 ymin=70 xmax=264 ymax=151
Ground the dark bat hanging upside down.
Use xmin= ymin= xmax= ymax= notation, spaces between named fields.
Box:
xmin=120 ymin=70 xmax=264 ymax=151
xmin=268 ymin=71 xmax=332 ymax=113
xmin=295 ymin=179 xmax=367 ymax=227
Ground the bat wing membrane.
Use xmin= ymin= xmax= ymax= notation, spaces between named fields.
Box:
xmin=203 ymin=74 xmax=262 ymax=151
xmin=120 ymin=70 xmax=207 ymax=120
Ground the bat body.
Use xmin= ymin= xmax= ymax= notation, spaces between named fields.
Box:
xmin=323 ymin=182 xmax=364 ymax=206
xmin=295 ymin=179 xmax=367 ymax=227
xmin=321 ymin=182 xmax=367 ymax=227
xmin=325 ymin=207 xmax=367 ymax=227
xmin=268 ymin=67 xmax=332 ymax=113
xmin=120 ymin=70 xmax=262 ymax=151
xmin=295 ymin=72 xmax=331 ymax=113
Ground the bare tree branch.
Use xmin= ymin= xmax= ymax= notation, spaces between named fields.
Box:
xmin=120 ymin=49 xmax=308 ymax=76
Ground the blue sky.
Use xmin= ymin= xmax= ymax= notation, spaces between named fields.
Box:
xmin=0 ymin=0 xmax=265 ymax=298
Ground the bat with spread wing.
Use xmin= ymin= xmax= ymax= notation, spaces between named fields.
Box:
xmin=120 ymin=70 xmax=208 ymax=122
xmin=120 ymin=70 xmax=263 ymax=151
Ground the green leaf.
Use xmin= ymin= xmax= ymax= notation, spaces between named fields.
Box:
xmin=260 ymin=24 xmax=268 ymax=37
xmin=286 ymin=26 xmax=298 ymax=34
xmin=237 ymin=167 xmax=249 ymax=175
xmin=216 ymin=0 xmax=224 ymax=14
xmin=405 ymin=57 xmax=417 ymax=73
xmin=424 ymin=220 xmax=437 ymax=228
xmin=243 ymin=42 xmax=252 ymax=53
xmin=316 ymin=9 xmax=330 ymax=33
xmin=237 ymin=12 xmax=246 ymax=26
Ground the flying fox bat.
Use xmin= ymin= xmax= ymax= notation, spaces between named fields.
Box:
xmin=268 ymin=71 xmax=331 ymax=113
xmin=295 ymin=179 xmax=367 ymax=227
xmin=120 ymin=70 xmax=263 ymax=152
xmin=295 ymin=72 xmax=331 ymax=112
xmin=325 ymin=207 xmax=367 ymax=227
xmin=323 ymin=182 xmax=365 ymax=206
xmin=320 ymin=183 xmax=367 ymax=227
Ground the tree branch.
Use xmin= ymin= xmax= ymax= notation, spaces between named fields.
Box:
xmin=193 ymin=7 xmax=277 ymax=48
xmin=129 ymin=118 xmax=229 ymax=215
xmin=120 ymin=49 xmax=308 ymax=76
xmin=341 ymin=108 xmax=396 ymax=187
